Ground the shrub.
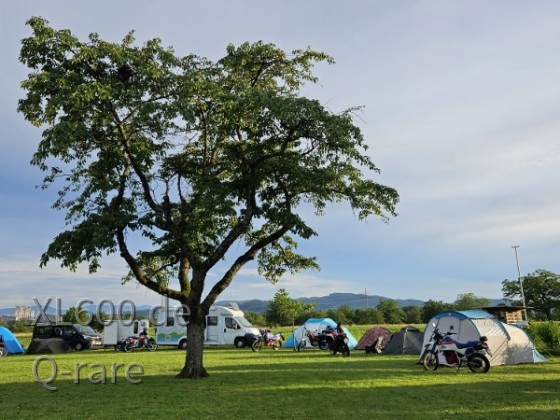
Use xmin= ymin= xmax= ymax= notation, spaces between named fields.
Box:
xmin=529 ymin=321 xmax=560 ymax=352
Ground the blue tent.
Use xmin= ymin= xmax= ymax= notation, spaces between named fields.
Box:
xmin=0 ymin=326 xmax=25 ymax=354
xmin=283 ymin=318 xmax=358 ymax=350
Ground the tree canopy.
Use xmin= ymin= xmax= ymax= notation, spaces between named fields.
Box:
xmin=265 ymin=288 xmax=314 ymax=328
xmin=503 ymin=269 xmax=560 ymax=320
xmin=453 ymin=293 xmax=491 ymax=311
xmin=18 ymin=17 xmax=399 ymax=378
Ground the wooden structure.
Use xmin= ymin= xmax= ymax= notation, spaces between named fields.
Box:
xmin=482 ymin=306 xmax=530 ymax=324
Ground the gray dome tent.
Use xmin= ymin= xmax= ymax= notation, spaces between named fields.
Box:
xmin=382 ymin=325 xmax=424 ymax=355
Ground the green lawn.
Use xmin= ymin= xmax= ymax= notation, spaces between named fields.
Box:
xmin=1 ymin=347 xmax=559 ymax=419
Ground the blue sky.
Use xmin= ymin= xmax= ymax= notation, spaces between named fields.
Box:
xmin=1 ymin=1 xmax=560 ymax=309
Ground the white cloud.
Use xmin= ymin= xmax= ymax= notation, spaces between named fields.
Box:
xmin=2 ymin=1 xmax=560 ymax=310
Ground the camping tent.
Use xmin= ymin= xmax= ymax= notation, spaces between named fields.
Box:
xmin=355 ymin=326 xmax=393 ymax=352
xmin=423 ymin=310 xmax=546 ymax=365
xmin=0 ymin=326 xmax=25 ymax=354
xmin=382 ymin=325 xmax=424 ymax=355
xmin=282 ymin=318 xmax=358 ymax=350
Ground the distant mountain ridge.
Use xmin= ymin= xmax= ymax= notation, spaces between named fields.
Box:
xmin=2 ymin=295 xmax=507 ymax=316
xmin=217 ymin=292 xmax=426 ymax=313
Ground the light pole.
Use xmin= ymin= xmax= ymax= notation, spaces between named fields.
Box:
xmin=512 ymin=245 xmax=527 ymax=321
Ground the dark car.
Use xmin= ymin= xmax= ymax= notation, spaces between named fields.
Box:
xmin=32 ymin=323 xmax=103 ymax=351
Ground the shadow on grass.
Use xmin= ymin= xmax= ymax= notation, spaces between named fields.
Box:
xmin=1 ymin=350 xmax=559 ymax=419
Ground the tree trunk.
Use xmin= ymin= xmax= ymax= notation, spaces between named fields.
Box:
xmin=175 ymin=319 xmax=209 ymax=379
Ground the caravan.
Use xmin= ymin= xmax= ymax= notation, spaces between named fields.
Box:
xmin=102 ymin=319 xmax=149 ymax=348
xmin=155 ymin=303 xmax=259 ymax=349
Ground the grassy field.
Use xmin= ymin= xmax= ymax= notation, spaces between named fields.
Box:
xmin=1 ymin=345 xmax=559 ymax=419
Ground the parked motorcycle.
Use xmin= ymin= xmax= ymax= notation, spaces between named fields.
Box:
xmin=121 ymin=333 xmax=158 ymax=352
xmin=252 ymin=329 xmax=285 ymax=352
xmin=297 ymin=328 xmax=332 ymax=351
xmin=330 ymin=330 xmax=350 ymax=357
xmin=421 ymin=324 xmax=492 ymax=373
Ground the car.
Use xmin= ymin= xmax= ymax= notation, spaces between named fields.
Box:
xmin=32 ymin=323 xmax=103 ymax=351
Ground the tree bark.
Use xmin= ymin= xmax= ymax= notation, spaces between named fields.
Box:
xmin=175 ymin=319 xmax=209 ymax=379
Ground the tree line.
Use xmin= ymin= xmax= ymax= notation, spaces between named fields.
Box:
xmin=244 ymin=289 xmax=492 ymax=327
xmin=246 ymin=269 xmax=560 ymax=327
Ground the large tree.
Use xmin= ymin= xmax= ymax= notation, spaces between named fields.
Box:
xmin=18 ymin=17 xmax=399 ymax=378
xmin=502 ymin=269 xmax=560 ymax=320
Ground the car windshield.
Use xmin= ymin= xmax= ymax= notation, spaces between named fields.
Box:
xmin=74 ymin=325 xmax=96 ymax=334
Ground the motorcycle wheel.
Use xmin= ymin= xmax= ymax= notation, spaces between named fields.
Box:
xmin=422 ymin=352 xmax=438 ymax=371
xmin=319 ymin=339 xmax=330 ymax=351
xmin=146 ymin=339 xmax=158 ymax=352
xmin=297 ymin=340 xmax=306 ymax=352
xmin=252 ymin=339 xmax=263 ymax=352
xmin=124 ymin=344 xmax=134 ymax=353
xmin=342 ymin=345 xmax=350 ymax=357
xmin=467 ymin=353 xmax=490 ymax=373
xmin=272 ymin=341 xmax=281 ymax=350
xmin=0 ymin=347 xmax=6 ymax=357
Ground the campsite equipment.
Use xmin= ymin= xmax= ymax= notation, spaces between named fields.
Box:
xmin=0 ymin=326 xmax=25 ymax=355
xmin=355 ymin=326 xmax=392 ymax=354
xmin=102 ymin=319 xmax=149 ymax=348
xmin=382 ymin=325 xmax=424 ymax=355
xmin=330 ymin=331 xmax=350 ymax=357
xmin=421 ymin=324 xmax=492 ymax=373
xmin=31 ymin=323 xmax=102 ymax=351
xmin=251 ymin=330 xmax=285 ymax=352
xmin=297 ymin=327 xmax=331 ymax=351
xmin=423 ymin=310 xmax=546 ymax=365
xmin=120 ymin=333 xmax=157 ymax=352
xmin=155 ymin=303 xmax=259 ymax=349
xmin=283 ymin=318 xmax=358 ymax=350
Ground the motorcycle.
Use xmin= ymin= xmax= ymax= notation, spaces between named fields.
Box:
xmin=330 ymin=330 xmax=350 ymax=357
xmin=297 ymin=328 xmax=332 ymax=351
xmin=252 ymin=329 xmax=285 ymax=352
xmin=0 ymin=336 xmax=6 ymax=357
xmin=120 ymin=333 xmax=158 ymax=352
xmin=421 ymin=324 xmax=492 ymax=373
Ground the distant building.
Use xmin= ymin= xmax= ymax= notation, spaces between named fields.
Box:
xmin=14 ymin=306 xmax=34 ymax=321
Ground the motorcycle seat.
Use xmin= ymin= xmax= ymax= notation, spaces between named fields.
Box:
xmin=454 ymin=340 xmax=480 ymax=349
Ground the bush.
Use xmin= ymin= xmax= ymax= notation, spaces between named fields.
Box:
xmin=529 ymin=321 xmax=560 ymax=352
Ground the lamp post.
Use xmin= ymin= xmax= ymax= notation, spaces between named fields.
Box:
xmin=512 ymin=245 xmax=527 ymax=321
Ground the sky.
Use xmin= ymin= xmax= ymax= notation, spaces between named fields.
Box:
xmin=1 ymin=1 xmax=560 ymax=310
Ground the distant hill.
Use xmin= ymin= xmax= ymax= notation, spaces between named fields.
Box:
xmin=0 ymin=296 xmax=509 ymax=317
xmin=217 ymin=292 xmax=426 ymax=314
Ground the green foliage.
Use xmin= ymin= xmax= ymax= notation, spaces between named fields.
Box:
xmin=421 ymin=299 xmax=454 ymax=323
xmin=453 ymin=293 xmax=491 ymax=311
xmin=18 ymin=17 xmax=398 ymax=307
xmin=62 ymin=306 xmax=107 ymax=331
xmin=376 ymin=299 xmax=406 ymax=324
xmin=19 ymin=18 xmax=398 ymax=377
xmin=6 ymin=320 xmax=33 ymax=333
xmin=503 ymin=269 xmax=560 ymax=320
xmin=265 ymin=288 xmax=314 ymax=327
xmin=403 ymin=305 xmax=422 ymax=324
xmin=529 ymin=321 xmax=560 ymax=353
xmin=354 ymin=307 xmax=384 ymax=324
xmin=326 ymin=304 xmax=356 ymax=324
xmin=243 ymin=310 xmax=266 ymax=326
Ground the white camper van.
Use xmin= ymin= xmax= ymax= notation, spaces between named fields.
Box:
xmin=102 ymin=319 xmax=149 ymax=347
xmin=155 ymin=303 xmax=259 ymax=349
